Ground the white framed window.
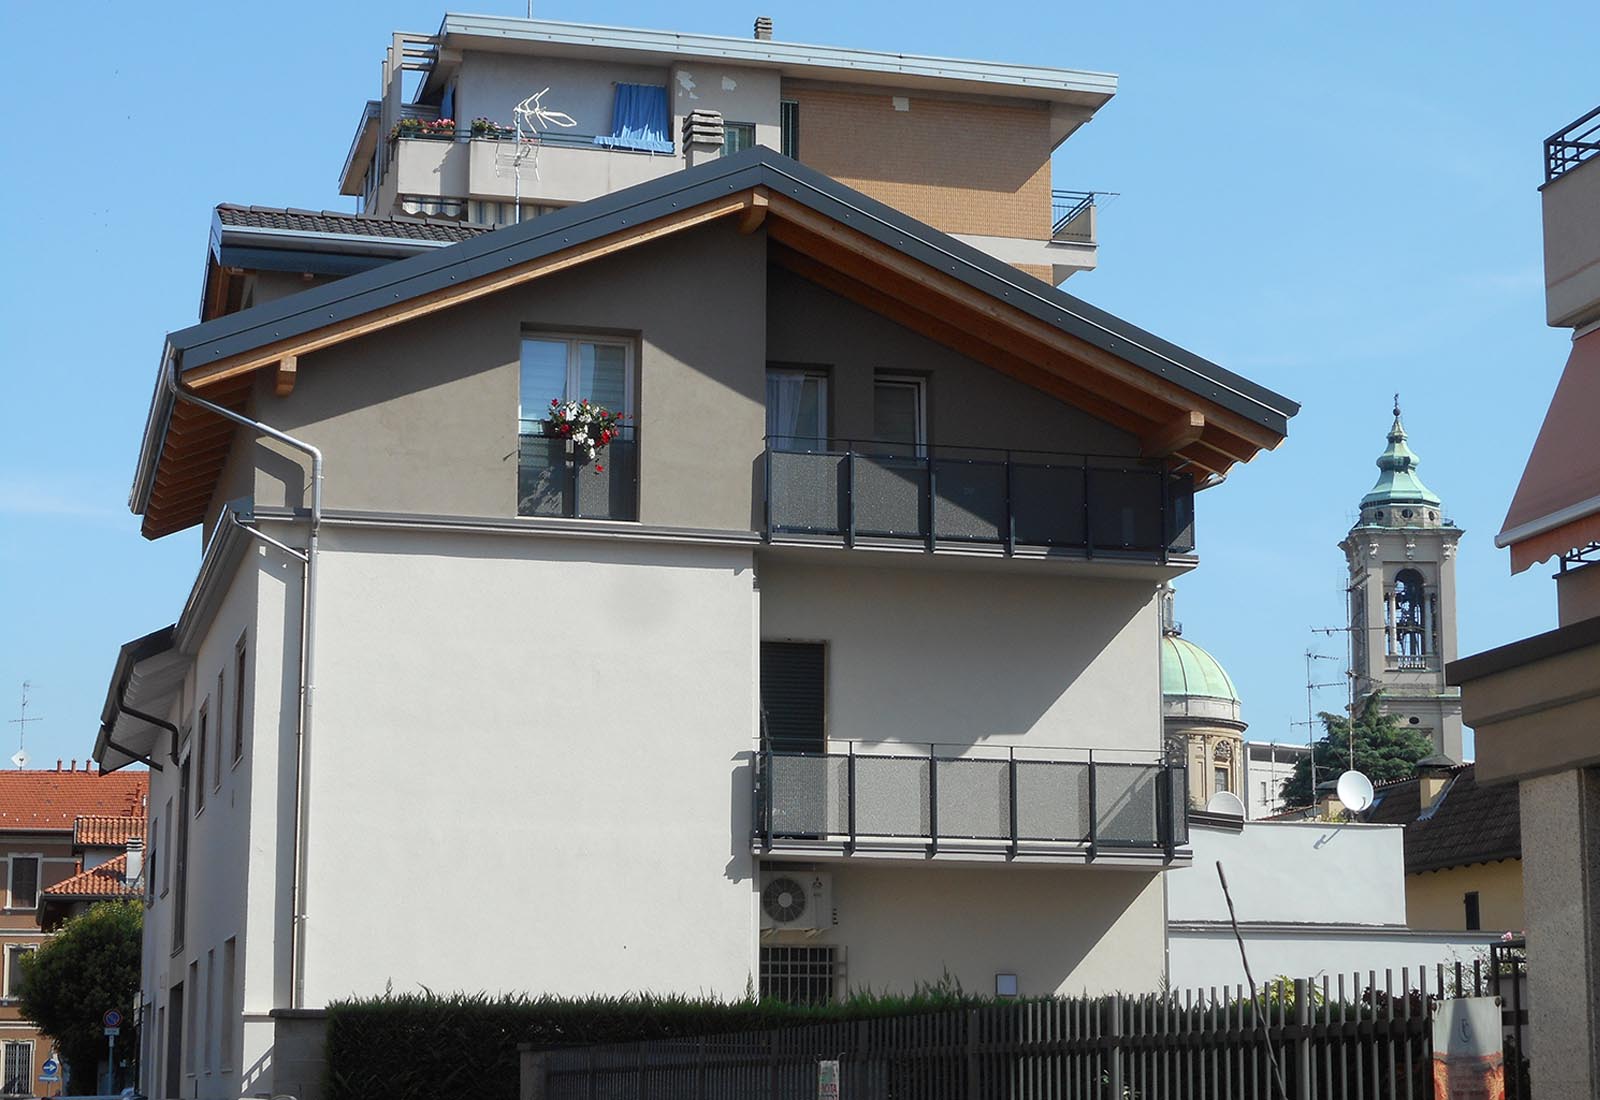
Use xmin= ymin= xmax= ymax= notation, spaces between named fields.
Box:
xmin=766 ymin=367 xmax=828 ymax=450
xmin=162 ymin=797 xmax=174 ymax=897
xmin=1214 ymin=766 xmax=1230 ymax=794
xmin=195 ymin=704 xmax=209 ymax=814
xmin=203 ymin=948 xmax=215 ymax=1072
xmin=7 ymin=857 xmax=39 ymax=911
xmin=213 ymin=673 xmax=224 ymax=791
xmin=2 ymin=1040 xmax=32 ymax=1095
xmin=723 ymin=121 xmax=756 ymax=156
xmin=3 ymin=946 xmax=35 ymax=1000
xmin=184 ymin=960 xmax=198 ymax=1075
xmin=219 ymin=939 xmax=237 ymax=1072
xmin=518 ymin=335 xmax=635 ymax=435
xmin=873 ymin=374 xmax=927 ymax=457
xmin=232 ymin=636 xmax=248 ymax=765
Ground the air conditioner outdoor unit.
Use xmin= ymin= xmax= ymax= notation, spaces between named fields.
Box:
xmin=759 ymin=870 xmax=832 ymax=932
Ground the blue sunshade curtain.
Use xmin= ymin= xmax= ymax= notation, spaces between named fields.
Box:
xmin=595 ymin=84 xmax=672 ymax=153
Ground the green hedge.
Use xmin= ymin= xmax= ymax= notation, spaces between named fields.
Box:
xmin=325 ymin=987 xmax=986 ymax=1100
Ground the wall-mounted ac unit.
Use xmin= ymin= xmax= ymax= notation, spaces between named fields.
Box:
xmin=759 ymin=870 xmax=832 ymax=932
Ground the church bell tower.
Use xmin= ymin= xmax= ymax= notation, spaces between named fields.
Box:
xmin=1338 ymin=400 xmax=1464 ymax=761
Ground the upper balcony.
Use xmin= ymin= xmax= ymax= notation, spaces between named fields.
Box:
xmin=1542 ymin=105 xmax=1600 ymax=328
xmin=763 ymin=438 xmax=1196 ymax=564
xmin=754 ymin=741 xmax=1188 ymax=864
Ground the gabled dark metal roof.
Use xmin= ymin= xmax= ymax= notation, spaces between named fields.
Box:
xmin=135 ymin=148 xmax=1299 ymax=515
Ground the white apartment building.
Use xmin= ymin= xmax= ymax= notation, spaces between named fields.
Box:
xmin=91 ymin=15 xmax=1297 ymax=1100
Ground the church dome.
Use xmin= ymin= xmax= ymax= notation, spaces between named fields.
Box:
xmin=1161 ymin=635 xmax=1241 ymax=704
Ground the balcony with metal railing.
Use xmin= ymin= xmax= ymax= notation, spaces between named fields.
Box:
xmin=1051 ymin=190 xmax=1112 ymax=243
xmin=753 ymin=742 xmax=1188 ymax=862
xmin=764 ymin=438 xmax=1196 ymax=562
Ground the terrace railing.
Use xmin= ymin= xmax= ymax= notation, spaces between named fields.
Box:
xmin=1546 ymin=104 xmax=1600 ymax=183
xmin=754 ymin=742 xmax=1187 ymax=860
xmin=764 ymin=438 xmax=1196 ymax=560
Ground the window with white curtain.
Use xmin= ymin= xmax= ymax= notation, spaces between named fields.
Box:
xmin=766 ymin=368 xmax=828 ymax=450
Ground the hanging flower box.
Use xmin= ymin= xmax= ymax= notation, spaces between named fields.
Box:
xmin=547 ymin=399 xmax=629 ymax=473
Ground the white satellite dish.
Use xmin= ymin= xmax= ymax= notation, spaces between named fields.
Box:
xmin=1205 ymin=790 xmax=1246 ymax=817
xmin=10 ymin=748 xmax=29 ymax=769
xmin=1336 ymin=769 xmax=1375 ymax=812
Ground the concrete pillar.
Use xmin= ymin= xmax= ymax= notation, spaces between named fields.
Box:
xmin=1518 ymin=768 xmax=1600 ymax=1098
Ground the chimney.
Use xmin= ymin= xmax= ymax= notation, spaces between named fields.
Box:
xmin=124 ymin=837 xmax=145 ymax=889
xmin=1416 ymin=753 xmax=1459 ymax=811
xmin=70 ymin=759 xmax=76 ymax=771
xmin=753 ymin=15 xmax=773 ymax=40
xmin=682 ymin=109 xmax=726 ymax=167
xmin=1315 ymin=779 xmax=1345 ymax=821
xmin=55 ymin=759 xmax=62 ymax=772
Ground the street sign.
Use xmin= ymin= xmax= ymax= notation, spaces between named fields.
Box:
xmin=102 ymin=1009 xmax=123 ymax=1029
xmin=38 ymin=1058 xmax=59 ymax=1083
xmin=103 ymin=1027 xmax=120 ymax=1037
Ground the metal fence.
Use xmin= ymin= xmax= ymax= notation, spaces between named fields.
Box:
xmin=765 ymin=439 xmax=1195 ymax=560
xmin=534 ymin=961 xmax=1531 ymax=1099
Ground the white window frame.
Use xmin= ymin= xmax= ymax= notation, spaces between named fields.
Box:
xmin=1 ymin=1039 xmax=33 ymax=1096
xmin=873 ymin=374 xmax=928 ymax=457
xmin=6 ymin=856 xmax=41 ymax=912
xmin=2 ymin=945 xmax=36 ymax=1001
xmin=519 ymin=334 xmax=636 ymax=434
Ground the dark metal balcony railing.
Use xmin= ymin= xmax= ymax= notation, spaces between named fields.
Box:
xmin=1546 ymin=105 xmax=1600 ymax=183
xmin=517 ymin=433 xmax=638 ymax=521
xmin=764 ymin=438 xmax=1196 ymax=559
xmin=1051 ymin=190 xmax=1113 ymax=240
xmin=754 ymin=743 xmax=1188 ymax=859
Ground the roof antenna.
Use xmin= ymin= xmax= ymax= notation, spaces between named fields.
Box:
xmin=496 ymin=88 xmax=576 ymax=223
xmin=8 ymin=681 xmax=40 ymax=769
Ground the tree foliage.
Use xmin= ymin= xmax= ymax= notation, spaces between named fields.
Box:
xmin=17 ymin=899 xmax=142 ymax=1090
xmin=1278 ymin=695 xmax=1434 ymax=808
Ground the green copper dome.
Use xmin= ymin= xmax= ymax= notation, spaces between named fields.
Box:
xmin=1361 ymin=400 xmax=1441 ymax=509
xmin=1161 ymin=635 xmax=1241 ymax=703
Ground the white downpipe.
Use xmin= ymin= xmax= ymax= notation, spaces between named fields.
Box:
xmin=166 ymin=357 xmax=322 ymax=1010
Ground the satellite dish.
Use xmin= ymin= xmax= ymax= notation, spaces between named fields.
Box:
xmin=1336 ymin=770 xmax=1375 ymax=812
xmin=10 ymin=749 xmax=28 ymax=769
xmin=1206 ymin=791 xmax=1246 ymax=817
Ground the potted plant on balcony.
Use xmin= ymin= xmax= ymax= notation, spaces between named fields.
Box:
xmin=470 ymin=117 xmax=516 ymax=139
xmin=547 ymin=399 xmax=628 ymax=473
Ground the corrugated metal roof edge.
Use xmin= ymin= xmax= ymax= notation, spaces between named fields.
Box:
xmin=132 ymin=149 xmax=1298 ymax=518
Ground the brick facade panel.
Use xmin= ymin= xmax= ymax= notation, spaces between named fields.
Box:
xmin=786 ymin=86 xmax=1052 ymax=240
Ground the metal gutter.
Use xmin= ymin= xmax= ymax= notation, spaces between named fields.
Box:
xmin=436 ymin=13 xmax=1117 ymax=101
xmin=162 ymin=368 xmax=323 ymax=1012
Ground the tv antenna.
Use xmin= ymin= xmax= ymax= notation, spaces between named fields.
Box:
xmin=8 ymin=681 xmax=41 ymax=769
xmin=1288 ymin=650 xmax=1344 ymax=805
xmin=496 ymin=87 xmax=576 ymax=223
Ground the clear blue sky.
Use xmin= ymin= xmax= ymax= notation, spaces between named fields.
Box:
xmin=1 ymin=1 xmax=1594 ymax=767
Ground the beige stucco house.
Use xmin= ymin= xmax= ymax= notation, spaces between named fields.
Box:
xmin=90 ymin=16 xmax=1298 ymax=1100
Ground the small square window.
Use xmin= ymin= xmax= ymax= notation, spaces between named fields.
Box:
xmin=723 ymin=122 xmax=756 ymax=156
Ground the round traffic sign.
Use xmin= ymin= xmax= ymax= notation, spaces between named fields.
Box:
xmin=40 ymin=1059 xmax=57 ymax=1074
xmin=102 ymin=1009 xmax=123 ymax=1029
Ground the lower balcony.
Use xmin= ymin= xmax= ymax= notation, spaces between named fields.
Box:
xmin=517 ymin=434 xmax=638 ymax=521
xmin=753 ymin=743 xmax=1188 ymax=864
xmin=764 ymin=440 xmax=1195 ymax=561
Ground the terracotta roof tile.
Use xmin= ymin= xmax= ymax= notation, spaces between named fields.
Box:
xmin=73 ymin=815 xmax=145 ymax=847
xmin=0 ymin=770 xmax=147 ymax=832
xmin=41 ymin=854 xmax=136 ymax=899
